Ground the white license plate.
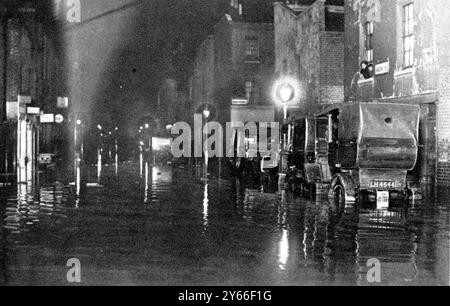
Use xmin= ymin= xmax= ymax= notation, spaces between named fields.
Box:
xmin=377 ymin=191 xmax=390 ymax=209
xmin=370 ymin=181 xmax=399 ymax=189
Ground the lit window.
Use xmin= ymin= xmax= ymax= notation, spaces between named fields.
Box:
xmin=403 ymin=3 xmax=415 ymax=68
xmin=365 ymin=21 xmax=374 ymax=63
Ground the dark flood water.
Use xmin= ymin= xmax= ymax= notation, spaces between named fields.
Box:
xmin=0 ymin=163 xmax=449 ymax=286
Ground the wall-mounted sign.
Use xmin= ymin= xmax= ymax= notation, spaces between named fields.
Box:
xmin=6 ymin=102 xmax=18 ymax=120
xmin=27 ymin=107 xmax=41 ymax=115
xmin=231 ymin=98 xmax=249 ymax=105
xmin=57 ymin=97 xmax=69 ymax=108
xmin=375 ymin=61 xmax=390 ymax=76
xmin=18 ymin=95 xmax=32 ymax=104
xmin=40 ymin=114 xmax=55 ymax=123
xmin=55 ymin=114 xmax=64 ymax=124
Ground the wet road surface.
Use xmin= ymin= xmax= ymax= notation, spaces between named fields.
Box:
xmin=0 ymin=163 xmax=449 ymax=286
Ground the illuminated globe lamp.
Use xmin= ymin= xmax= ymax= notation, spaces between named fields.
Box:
xmin=203 ymin=107 xmax=211 ymax=120
xmin=276 ymin=82 xmax=295 ymax=121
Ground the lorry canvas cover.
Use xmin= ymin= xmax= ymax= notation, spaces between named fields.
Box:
xmin=357 ymin=103 xmax=420 ymax=170
xmin=358 ymin=103 xmax=420 ymax=143
xmin=337 ymin=102 xmax=420 ymax=142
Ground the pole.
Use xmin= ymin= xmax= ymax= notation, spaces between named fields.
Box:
xmin=73 ymin=122 xmax=77 ymax=180
xmin=1 ymin=17 xmax=7 ymax=123
xmin=203 ymin=116 xmax=208 ymax=179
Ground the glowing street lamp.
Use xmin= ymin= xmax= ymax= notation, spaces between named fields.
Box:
xmin=277 ymin=83 xmax=295 ymax=120
xmin=203 ymin=108 xmax=211 ymax=120
xmin=272 ymin=77 xmax=300 ymax=121
xmin=277 ymin=83 xmax=295 ymax=104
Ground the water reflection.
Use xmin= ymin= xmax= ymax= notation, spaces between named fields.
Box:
xmin=0 ymin=166 xmax=448 ymax=286
xmin=277 ymin=203 xmax=289 ymax=271
xmin=144 ymin=162 xmax=149 ymax=204
xmin=356 ymin=206 xmax=419 ymax=285
xmin=3 ymin=184 xmax=68 ymax=234
xmin=203 ymin=184 xmax=209 ymax=231
xmin=278 ymin=229 xmax=289 ymax=271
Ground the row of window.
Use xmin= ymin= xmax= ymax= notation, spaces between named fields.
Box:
xmin=364 ymin=2 xmax=415 ymax=70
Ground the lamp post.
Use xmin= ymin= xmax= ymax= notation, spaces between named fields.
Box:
xmin=74 ymin=118 xmax=83 ymax=195
xmin=202 ymin=107 xmax=210 ymax=177
xmin=276 ymin=82 xmax=295 ymax=151
xmin=274 ymin=81 xmax=297 ymax=199
xmin=97 ymin=124 xmax=103 ymax=183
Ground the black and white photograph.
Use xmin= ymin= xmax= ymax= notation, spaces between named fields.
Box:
xmin=0 ymin=0 xmax=449 ymax=291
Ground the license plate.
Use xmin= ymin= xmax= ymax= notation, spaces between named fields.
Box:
xmin=377 ymin=191 xmax=389 ymax=209
xmin=370 ymin=180 xmax=399 ymax=189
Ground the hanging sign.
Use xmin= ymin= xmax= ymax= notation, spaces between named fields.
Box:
xmin=55 ymin=114 xmax=64 ymax=124
xmin=57 ymin=97 xmax=69 ymax=108
xmin=40 ymin=114 xmax=55 ymax=123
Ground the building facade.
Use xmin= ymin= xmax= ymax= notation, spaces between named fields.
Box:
xmin=274 ymin=0 xmax=345 ymax=117
xmin=344 ymin=0 xmax=450 ymax=185
xmin=190 ymin=35 xmax=215 ymax=122
xmin=189 ymin=13 xmax=276 ymax=127
xmin=0 ymin=1 xmax=66 ymax=184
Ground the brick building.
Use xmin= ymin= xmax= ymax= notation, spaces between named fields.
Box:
xmin=189 ymin=10 xmax=276 ymax=127
xmin=190 ymin=35 xmax=215 ymax=123
xmin=274 ymin=0 xmax=345 ymax=117
xmin=344 ymin=0 xmax=450 ymax=185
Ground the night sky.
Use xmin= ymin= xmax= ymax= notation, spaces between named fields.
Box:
xmin=62 ymin=0 xmax=225 ymax=133
xmin=3 ymin=0 xmax=334 ymax=132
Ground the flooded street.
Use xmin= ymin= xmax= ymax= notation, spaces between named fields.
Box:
xmin=0 ymin=164 xmax=449 ymax=286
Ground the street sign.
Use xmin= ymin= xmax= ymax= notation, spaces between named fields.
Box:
xmin=375 ymin=61 xmax=390 ymax=75
xmin=57 ymin=97 xmax=69 ymax=108
xmin=40 ymin=114 xmax=55 ymax=123
xmin=55 ymin=114 xmax=64 ymax=124
xmin=18 ymin=95 xmax=32 ymax=104
xmin=27 ymin=107 xmax=40 ymax=115
xmin=232 ymin=98 xmax=249 ymax=105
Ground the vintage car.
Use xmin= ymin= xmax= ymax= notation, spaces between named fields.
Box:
xmin=309 ymin=102 xmax=420 ymax=204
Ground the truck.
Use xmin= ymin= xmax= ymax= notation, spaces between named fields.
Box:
xmin=286 ymin=102 xmax=420 ymax=205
